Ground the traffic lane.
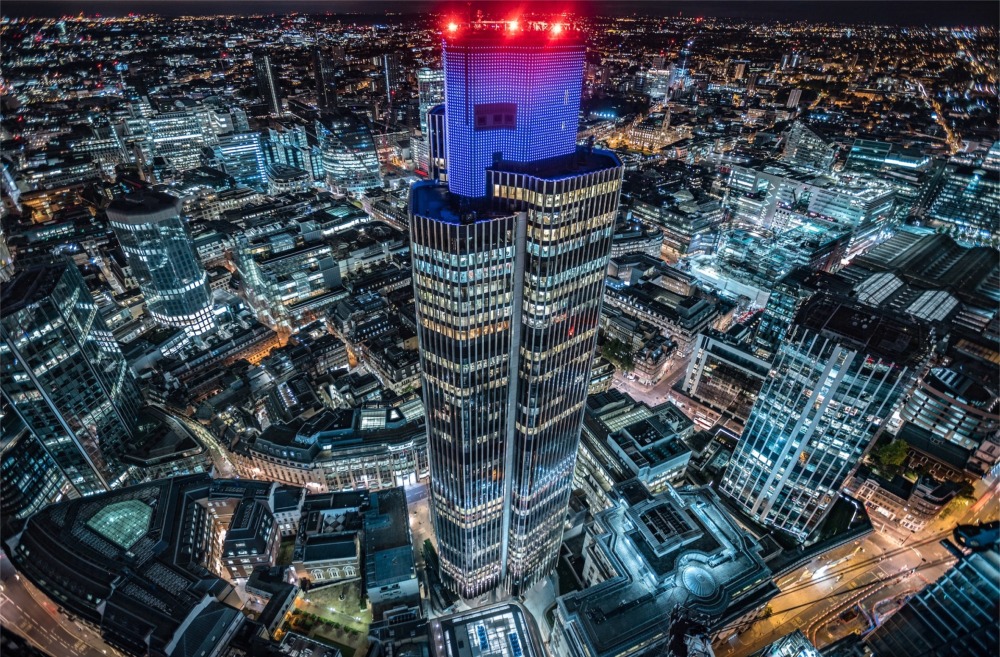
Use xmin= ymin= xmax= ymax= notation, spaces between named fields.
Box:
xmin=1 ymin=589 xmax=108 ymax=657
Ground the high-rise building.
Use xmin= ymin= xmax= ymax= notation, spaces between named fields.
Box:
xmin=415 ymin=67 xmax=445 ymax=171
xmin=442 ymin=23 xmax=587 ymax=199
xmin=0 ymin=260 xmax=144 ymax=496
xmin=782 ymin=121 xmax=836 ymax=173
xmin=0 ymin=403 xmax=71 ymax=532
xmin=382 ymin=52 xmax=405 ymax=108
xmin=254 ymin=50 xmax=282 ymax=115
xmin=313 ymin=44 xmax=342 ymax=110
xmin=426 ymin=104 xmax=447 ymax=183
xmin=410 ymin=22 xmax=623 ymax=597
xmin=107 ymin=191 xmax=216 ymax=336
xmin=316 ymin=109 xmax=383 ymax=198
xmin=925 ymin=164 xmax=1000 ymax=244
xmin=786 ymin=87 xmax=802 ymax=108
xmin=865 ymin=541 xmax=999 ymax=657
xmin=214 ymin=132 xmax=268 ymax=191
xmin=720 ymin=294 xmax=930 ymax=541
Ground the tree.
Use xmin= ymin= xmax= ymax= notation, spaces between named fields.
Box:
xmin=602 ymin=337 xmax=636 ymax=372
xmin=873 ymin=439 xmax=909 ymax=470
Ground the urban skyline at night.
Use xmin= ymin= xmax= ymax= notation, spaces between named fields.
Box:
xmin=0 ymin=3 xmax=997 ymax=657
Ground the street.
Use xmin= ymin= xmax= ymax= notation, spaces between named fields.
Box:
xmin=0 ymin=554 xmax=121 ymax=657
xmin=714 ymin=480 xmax=1000 ymax=656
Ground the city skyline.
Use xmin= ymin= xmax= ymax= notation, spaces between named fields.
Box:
xmin=0 ymin=4 xmax=997 ymax=657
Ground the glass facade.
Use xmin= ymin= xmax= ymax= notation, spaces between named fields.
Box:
xmin=108 ymin=191 xmax=216 ymax=335
xmin=1 ymin=412 xmax=71 ymax=530
xmin=215 ymin=132 xmax=267 ymax=191
xmin=410 ymin=24 xmax=623 ymax=598
xmin=721 ymin=296 xmax=928 ymax=541
xmin=0 ymin=261 xmax=144 ymax=495
xmin=254 ymin=50 xmax=282 ymax=115
xmin=317 ymin=110 xmax=383 ymax=198
xmin=926 ymin=164 xmax=1000 ymax=243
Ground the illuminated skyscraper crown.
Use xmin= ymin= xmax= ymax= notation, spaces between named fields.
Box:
xmin=443 ymin=21 xmax=584 ymax=198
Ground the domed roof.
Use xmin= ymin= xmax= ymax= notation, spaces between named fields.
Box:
xmin=680 ymin=565 xmax=718 ymax=598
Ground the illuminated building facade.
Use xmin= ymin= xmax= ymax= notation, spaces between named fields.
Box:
xmin=108 ymin=191 xmax=216 ymax=336
xmin=411 ymin=22 xmax=623 ymax=597
xmin=214 ymin=132 xmax=268 ymax=191
xmin=443 ymin=23 xmax=586 ymax=199
xmin=254 ymin=50 xmax=282 ymax=115
xmin=317 ymin=110 xmax=384 ymax=198
xmin=0 ymin=261 xmax=143 ymax=496
xmin=720 ymin=295 xmax=930 ymax=541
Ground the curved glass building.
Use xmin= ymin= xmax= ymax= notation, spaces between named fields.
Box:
xmin=411 ymin=22 xmax=623 ymax=597
xmin=317 ymin=110 xmax=383 ymax=198
xmin=108 ymin=191 xmax=216 ymax=335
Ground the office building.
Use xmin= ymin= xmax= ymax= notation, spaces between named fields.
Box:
xmin=0 ymin=409 xmax=70 ymax=532
xmin=5 ymin=475 xmax=280 ymax=657
xmin=429 ymin=603 xmax=543 ymax=657
xmin=364 ymin=488 xmax=419 ymax=615
xmin=782 ymin=122 xmax=836 ymax=173
xmin=382 ymin=52 xmax=405 ymax=107
xmin=925 ymin=164 xmax=1000 ymax=243
xmin=1 ymin=261 xmax=144 ymax=497
xmin=865 ymin=542 xmax=999 ymax=657
xmin=107 ymin=191 xmax=216 ymax=335
xmin=415 ymin=67 xmax=446 ymax=171
xmin=317 ymin=109 xmax=384 ymax=197
xmin=786 ymin=88 xmax=802 ymax=108
xmin=720 ymin=295 xmax=930 ymax=541
xmin=214 ymin=131 xmax=268 ymax=191
xmin=427 ymin=104 xmax=448 ymax=183
xmin=550 ymin=483 xmax=777 ymax=657
xmin=313 ymin=44 xmax=342 ymax=110
xmin=254 ymin=50 xmax=282 ymax=115
xmin=411 ymin=22 xmax=623 ymax=598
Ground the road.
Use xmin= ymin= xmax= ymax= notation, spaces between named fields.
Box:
xmin=714 ymin=480 xmax=1000 ymax=656
xmin=0 ymin=554 xmax=121 ymax=657
xmin=163 ymin=408 xmax=238 ymax=479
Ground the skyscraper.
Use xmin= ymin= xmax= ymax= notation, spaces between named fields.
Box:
xmin=382 ymin=52 xmax=405 ymax=108
xmin=865 ymin=540 xmax=999 ymax=657
xmin=415 ymin=67 xmax=445 ymax=171
xmin=410 ymin=21 xmax=623 ymax=597
xmin=0 ymin=260 xmax=144 ymax=496
xmin=214 ymin=132 xmax=268 ymax=191
xmin=254 ymin=50 xmax=282 ymax=115
xmin=721 ymin=294 xmax=930 ymax=541
xmin=313 ymin=44 xmax=342 ymax=110
xmin=108 ymin=191 xmax=216 ymax=336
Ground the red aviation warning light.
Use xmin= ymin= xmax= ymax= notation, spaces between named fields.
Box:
xmin=551 ymin=23 xmax=563 ymax=35
xmin=447 ymin=22 xmax=458 ymax=33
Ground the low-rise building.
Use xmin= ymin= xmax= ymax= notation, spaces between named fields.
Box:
xmin=222 ymin=498 xmax=281 ymax=579
xmin=551 ymin=483 xmax=777 ymax=657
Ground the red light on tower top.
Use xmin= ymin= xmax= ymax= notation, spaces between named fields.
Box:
xmin=551 ymin=23 xmax=563 ymax=34
xmin=447 ymin=22 xmax=458 ymax=33
xmin=508 ymin=19 xmax=519 ymax=32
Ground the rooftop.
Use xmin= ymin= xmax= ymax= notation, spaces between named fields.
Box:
xmin=555 ymin=485 xmax=776 ymax=657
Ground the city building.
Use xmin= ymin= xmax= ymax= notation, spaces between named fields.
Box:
xmin=865 ymin=541 xmax=999 ymax=657
xmin=925 ymin=164 xmax=1000 ymax=244
xmin=415 ymin=67 xmax=446 ymax=171
xmin=214 ymin=132 xmax=268 ymax=191
xmin=221 ymin=498 xmax=281 ymax=579
xmin=550 ymin=483 xmax=778 ymax=657
xmin=231 ymin=401 xmax=429 ymax=493
xmin=107 ymin=191 xmax=217 ymax=336
xmin=410 ymin=22 xmax=623 ymax=597
xmin=682 ymin=331 xmax=771 ymax=422
xmin=429 ymin=603 xmax=543 ymax=657
xmin=781 ymin=122 xmax=836 ymax=173
xmin=1 ymin=260 xmax=144 ymax=496
xmin=317 ymin=110 xmax=384 ymax=198
xmin=364 ymin=488 xmax=419 ymax=616
xmin=313 ymin=43 xmax=343 ymax=110
xmin=6 ymin=474 xmax=248 ymax=657
xmin=0 ymin=409 xmax=70 ymax=533
xmin=254 ymin=50 xmax=283 ymax=115
xmin=720 ymin=295 xmax=931 ymax=541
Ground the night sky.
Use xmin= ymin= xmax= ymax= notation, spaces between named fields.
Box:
xmin=1 ymin=0 xmax=998 ymax=26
